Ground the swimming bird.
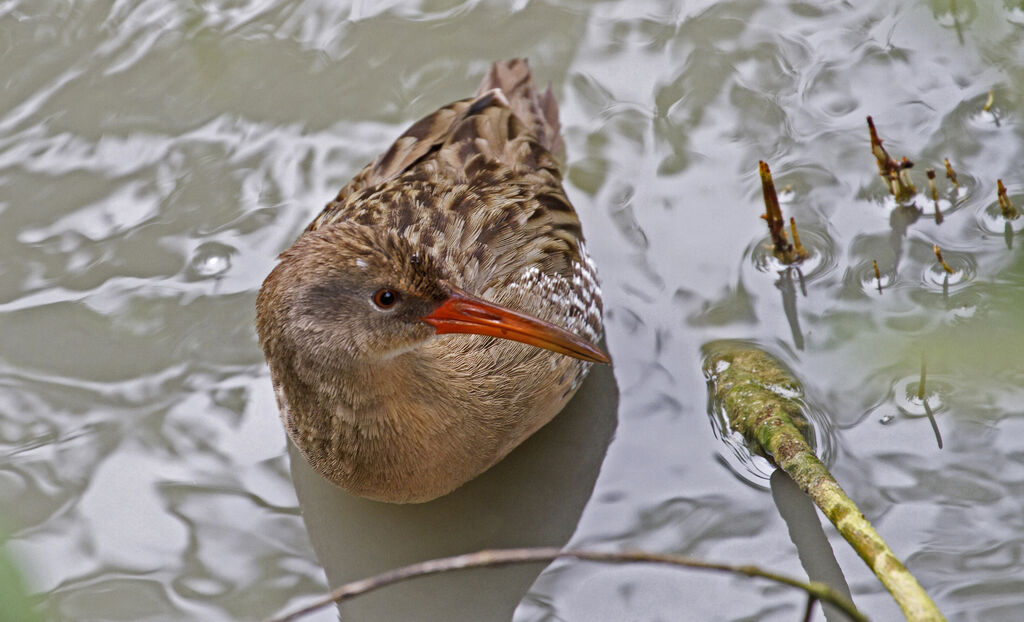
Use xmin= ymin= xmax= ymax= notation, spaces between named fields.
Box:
xmin=256 ymin=59 xmax=607 ymax=503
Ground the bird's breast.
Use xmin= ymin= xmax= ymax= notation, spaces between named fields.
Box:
xmin=275 ymin=334 xmax=590 ymax=503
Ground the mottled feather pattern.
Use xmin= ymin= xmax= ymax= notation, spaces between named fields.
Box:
xmin=260 ymin=59 xmax=604 ymax=502
xmin=307 ymin=60 xmax=601 ymax=351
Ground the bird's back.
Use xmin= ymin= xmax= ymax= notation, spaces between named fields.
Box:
xmin=307 ymin=59 xmax=601 ymax=342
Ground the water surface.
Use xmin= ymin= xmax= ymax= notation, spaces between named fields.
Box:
xmin=2 ymin=1 xmax=1024 ymax=621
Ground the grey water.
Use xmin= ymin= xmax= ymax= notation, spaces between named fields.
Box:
xmin=3 ymin=1 xmax=1024 ymax=621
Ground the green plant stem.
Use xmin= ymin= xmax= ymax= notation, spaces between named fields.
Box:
xmin=704 ymin=342 xmax=946 ymax=622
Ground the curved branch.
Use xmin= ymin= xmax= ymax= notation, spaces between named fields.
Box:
xmin=262 ymin=547 xmax=867 ymax=622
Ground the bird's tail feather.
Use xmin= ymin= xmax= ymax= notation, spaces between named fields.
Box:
xmin=477 ymin=59 xmax=563 ymax=155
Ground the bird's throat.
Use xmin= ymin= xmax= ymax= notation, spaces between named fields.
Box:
xmin=278 ymin=347 xmax=500 ymax=503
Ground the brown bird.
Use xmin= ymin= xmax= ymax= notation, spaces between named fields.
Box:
xmin=256 ymin=59 xmax=608 ymax=503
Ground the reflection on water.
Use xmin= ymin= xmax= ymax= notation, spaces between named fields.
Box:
xmin=3 ymin=1 xmax=1024 ymax=621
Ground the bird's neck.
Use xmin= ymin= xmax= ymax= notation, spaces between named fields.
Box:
xmin=330 ymin=351 xmax=435 ymax=415
xmin=278 ymin=345 xmax=486 ymax=502
xmin=274 ymin=337 xmax=585 ymax=502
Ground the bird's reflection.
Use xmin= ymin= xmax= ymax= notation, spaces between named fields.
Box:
xmin=289 ymin=363 xmax=618 ymax=621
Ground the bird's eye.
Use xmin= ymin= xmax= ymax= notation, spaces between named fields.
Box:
xmin=373 ymin=288 xmax=399 ymax=309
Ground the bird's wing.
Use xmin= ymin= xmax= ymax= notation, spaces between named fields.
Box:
xmin=307 ymin=95 xmax=476 ymax=232
xmin=308 ymin=60 xmax=566 ymax=232
xmin=305 ymin=60 xmax=602 ymax=340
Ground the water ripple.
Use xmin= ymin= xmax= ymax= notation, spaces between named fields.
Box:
xmin=4 ymin=1 xmax=1024 ymax=621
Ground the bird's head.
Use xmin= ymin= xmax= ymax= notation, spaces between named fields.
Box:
xmin=256 ymin=223 xmax=608 ymax=369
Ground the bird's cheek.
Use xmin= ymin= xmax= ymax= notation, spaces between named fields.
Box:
xmin=400 ymin=318 xmax=437 ymax=344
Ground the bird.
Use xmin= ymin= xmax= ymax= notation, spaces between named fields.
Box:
xmin=256 ymin=59 xmax=608 ymax=504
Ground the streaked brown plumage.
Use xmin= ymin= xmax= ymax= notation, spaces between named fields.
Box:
xmin=256 ymin=59 xmax=606 ymax=503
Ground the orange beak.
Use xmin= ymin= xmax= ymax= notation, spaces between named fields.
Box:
xmin=422 ymin=285 xmax=610 ymax=364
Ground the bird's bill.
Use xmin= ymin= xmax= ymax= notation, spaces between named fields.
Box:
xmin=422 ymin=286 xmax=610 ymax=364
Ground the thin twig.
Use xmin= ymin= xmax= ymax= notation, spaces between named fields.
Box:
xmin=759 ymin=161 xmax=807 ymax=265
xmin=923 ymin=400 xmax=944 ymax=450
xmin=261 ymin=547 xmax=868 ymax=622
xmin=918 ymin=351 xmax=943 ymax=448
xmin=760 ymin=160 xmax=792 ymax=257
xmin=926 ymin=168 xmax=944 ymax=224
xmin=867 ymin=117 xmax=915 ymax=201
xmin=926 ymin=168 xmax=938 ymax=202
xmin=933 ymin=245 xmax=954 ymax=274
xmin=789 ymin=217 xmax=809 ymax=262
xmin=982 ymin=90 xmax=1001 ymax=125
xmin=997 ymin=179 xmax=1019 ymax=220
xmin=943 ymin=158 xmax=958 ymax=188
